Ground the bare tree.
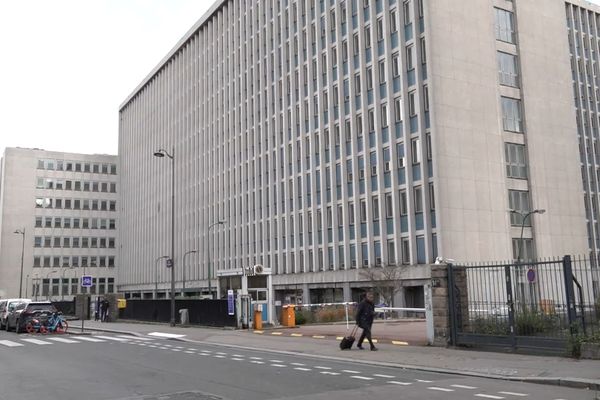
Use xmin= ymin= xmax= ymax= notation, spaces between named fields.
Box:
xmin=359 ymin=264 xmax=404 ymax=306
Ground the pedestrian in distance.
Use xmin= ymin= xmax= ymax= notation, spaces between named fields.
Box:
xmin=100 ymin=299 xmax=109 ymax=322
xmin=355 ymin=291 xmax=378 ymax=351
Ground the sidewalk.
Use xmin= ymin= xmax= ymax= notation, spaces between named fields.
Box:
xmin=76 ymin=320 xmax=600 ymax=391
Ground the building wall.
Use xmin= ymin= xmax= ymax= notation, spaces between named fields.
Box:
xmin=0 ymin=148 xmax=118 ymax=300
xmin=118 ymin=0 xmax=595 ymax=297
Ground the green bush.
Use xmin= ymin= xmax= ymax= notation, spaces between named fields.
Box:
xmin=315 ymin=307 xmax=347 ymax=323
xmin=471 ymin=317 xmax=509 ymax=335
xmin=295 ymin=309 xmax=314 ymax=325
xmin=515 ymin=309 xmax=560 ymax=336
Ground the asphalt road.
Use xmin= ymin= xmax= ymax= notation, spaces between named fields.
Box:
xmin=0 ymin=330 xmax=596 ymax=400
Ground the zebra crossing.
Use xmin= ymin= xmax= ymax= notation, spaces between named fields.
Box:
xmin=0 ymin=334 xmax=154 ymax=348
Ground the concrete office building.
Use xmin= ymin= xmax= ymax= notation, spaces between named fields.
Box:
xmin=0 ymin=148 xmax=118 ymax=301
xmin=118 ymin=0 xmax=595 ymax=308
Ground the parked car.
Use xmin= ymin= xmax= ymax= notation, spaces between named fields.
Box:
xmin=6 ymin=301 xmax=56 ymax=333
xmin=0 ymin=298 xmax=30 ymax=330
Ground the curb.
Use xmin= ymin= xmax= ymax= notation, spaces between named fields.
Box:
xmin=78 ymin=325 xmax=599 ymax=391
xmin=251 ymin=329 xmax=414 ymax=346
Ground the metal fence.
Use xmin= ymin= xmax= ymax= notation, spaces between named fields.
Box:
xmin=448 ymin=255 xmax=600 ymax=353
xmin=119 ymin=299 xmax=237 ymax=327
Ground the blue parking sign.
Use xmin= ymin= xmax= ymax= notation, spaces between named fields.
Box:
xmin=81 ymin=275 xmax=93 ymax=288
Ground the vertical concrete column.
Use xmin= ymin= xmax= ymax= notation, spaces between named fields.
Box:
xmin=302 ymin=283 xmax=310 ymax=304
xmin=342 ymin=281 xmax=351 ymax=302
xmin=430 ymin=265 xmax=450 ymax=346
xmin=267 ymin=274 xmax=275 ymax=326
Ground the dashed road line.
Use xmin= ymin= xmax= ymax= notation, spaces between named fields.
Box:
xmin=231 ymin=358 xmax=244 ymax=361
xmin=428 ymin=387 xmax=454 ymax=392
xmin=270 ymin=364 xmax=287 ymax=367
xmin=290 ymin=333 xmax=303 ymax=337
xmin=250 ymin=360 xmax=264 ymax=364
xmin=451 ymin=384 xmax=477 ymax=390
xmin=94 ymin=336 xmax=130 ymax=342
xmin=342 ymin=369 xmax=361 ymax=374
xmin=249 ymin=356 xmax=263 ymax=360
xmin=294 ymin=367 xmax=312 ymax=371
xmin=475 ymin=395 xmax=505 ymax=399
xmin=213 ymin=355 xmax=225 ymax=358
xmin=0 ymin=340 xmax=23 ymax=347
xmin=76 ymin=337 xmax=107 ymax=343
xmin=312 ymin=335 xmax=326 ymax=339
xmin=47 ymin=337 xmax=80 ymax=344
xmin=269 ymin=359 xmax=283 ymax=363
xmin=499 ymin=392 xmax=528 ymax=397
xmin=290 ymin=362 xmax=306 ymax=366
xmin=21 ymin=338 xmax=52 ymax=345
xmin=117 ymin=335 xmax=153 ymax=341
xmin=184 ymin=351 xmax=195 ymax=354
xmin=320 ymin=371 xmax=341 ymax=376
xmin=416 ymin=379 xmax=433 ymax=383
xmin=253 ymin=330 xmax=264 ymax=334
xmin=387 ymin=381 xmax=412 ymax=386
xmin=373 ymin=374 xmax=395 ymax=378
xmin=314 ymin=366 xmax=332 ymax=370
xmin=271 ymin=332 xmax=283 ymax=335
xmin=350 ymin=376 xmax=374 ymax=381
xmin=392 ymin=340 xmax=408 ymax=345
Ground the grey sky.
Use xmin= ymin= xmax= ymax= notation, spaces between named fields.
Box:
xmin=1 ymin=0 xmax=600 ymax=157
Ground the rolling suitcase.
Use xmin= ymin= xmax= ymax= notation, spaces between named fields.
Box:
xmin=339 ymin=325 xmax=359 ymax=350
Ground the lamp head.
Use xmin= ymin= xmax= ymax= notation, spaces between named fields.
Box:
xmin=153 ymin=151 xmax=165 ymax=158
xmin=535 ymin=209 xmax=546 ymax=215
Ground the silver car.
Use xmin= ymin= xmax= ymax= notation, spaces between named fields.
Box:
xmin=0 ymin=298 xmax=30 ymax=330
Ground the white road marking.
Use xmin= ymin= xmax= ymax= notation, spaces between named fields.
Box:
xmin=416 ymin=379 xmax=433 ymax=383
xmin=291 ymin=362 xmax=306 ymax=366
xmin=294 ymin=367 xmax=312 ymax=371
xmin=231 ymin=358 xmax=244 ymax=361
xmin=159 ymin=347 xmax=170 ymax=350
xmin=350 ymin=376 xmax=374 ymax=381
xmin=269 ymin=359 xmax=283 ymax=363
xmin=387 ymin=381 xmax=412 ymax=386
xmin=94 ymin=336 xmax=130 ymax=342
xmin=315 ymin=366 xmax=332 ymax=370
xmin=186 ymin=348 xmax=197 ymax=351
xmin=249 ymin=356 xmax=263 ymax=360
xmin=184 ymin=351 xmax=195 ymax=354
xmin=250 ymin=360 xmax=264 ymax=364
xmin=342 ymin=370 xmax=361 ymax=374
xmin=428 ymin=387 xmax=454 ymax=392
xmin=320 ymin=371 xmax=341 ymax=376
xmin=373 ymin=374 xmax=395 ymax=378
xmin=270 ymin=364 xmax=287 ymax=367
xmin=74 ymin=337 xmax=107 ymax=343
xmin=198 ymin=353 xmax=210 ymax=356
xmin=213 ymin=355 xmax=225 ymax=358
xmin=21 ymin=338 xmax=52 ymax=345
xmin=147 ymin=332 xmax=186 ymax=339
xmin=117 ymin=335 xmax=153 ymax=341
xmin=451 ymin=384 xmax=477 ymax=389
xmin=475 ymin=395 xmax=505 ymax=399
xmin=0 ymin=340 xmax=24 ymax=347
xmin=46 ymin=337 xmax=80 ymax=344
xmin=499 ymin=392 xmax=528 ymax=397
xmin=171 ymin=349 xmax=181 ymax=352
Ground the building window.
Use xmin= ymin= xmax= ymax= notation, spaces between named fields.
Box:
xmin=501 ymin=97 xmax=523 ymax=132
xmin=414 ymin=186 xmax=423 ymax=213
xmin=509 ymin=190 xmax=531 ymax=226
xmin=401 ymin=237 xmax=410 ymax=264
xmin=495 ymin=8 xmax=516 ymax=44
xmin=512 ymin=238 xmax=534 ymax=260
xmin=497 ymin=51 xmax=519 ymax=87
xmin=505 ymin=143 xmax=527 ymax=179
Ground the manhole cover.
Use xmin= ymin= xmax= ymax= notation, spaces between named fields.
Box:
xmin=113 ymin=391 xmax=224 ymax=400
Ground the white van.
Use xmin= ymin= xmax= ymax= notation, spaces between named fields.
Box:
xmin=0 ymin=298 xmax=31 ymax=330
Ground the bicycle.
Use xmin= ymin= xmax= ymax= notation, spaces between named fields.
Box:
xmin=25 ymin=312 xmax=68 ymax=334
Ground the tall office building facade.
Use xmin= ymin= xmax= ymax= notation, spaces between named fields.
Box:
xmin=118 ymin=0 xmax=592 ymax=303
xmin=0 ymin=148 xmax=118 ymax=300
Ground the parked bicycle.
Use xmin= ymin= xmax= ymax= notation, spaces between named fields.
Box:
xmin=25 ymin=312 xmax=68 ymax=334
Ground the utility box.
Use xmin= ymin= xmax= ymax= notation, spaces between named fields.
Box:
xmin=281 ymin=305 xmax=296 ymax=327
xmin=253 ymin=306 xmax=263 ymax=330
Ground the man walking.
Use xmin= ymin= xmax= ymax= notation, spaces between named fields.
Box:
xmin=355 ymin=291 xmax=378 ymax=351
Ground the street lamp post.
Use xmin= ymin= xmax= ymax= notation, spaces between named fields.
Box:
xmin=46 ymin=270 xmax=57 ymax=300
xmin=207 ymin=220 xmax=226 ymax=299
xmin=510 ymin=209 xmax=546 ymax=262
xmin=182 ymin=250 xmax=197 ymax=295
xmin=61 ymin=266 xmax=75 ymax=301
xmin=154 ymin=255 xmax=169 ymax=299
xmin=33 ymin=273 xmax=39 ymax=301
xmin=25 ymin=274 xmax=29 ymax=298
xmin=154 ymin=147 xmax=176 ymax=326
xmin=14 ymin=228 xmax=25 ymax=298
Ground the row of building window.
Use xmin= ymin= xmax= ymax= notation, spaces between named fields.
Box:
xmin=35 ymin=216 xmax=116 ymax=230
xmin=33 ymin=277 xmax=114 ymax=297
xmin=36 ymin=178 xmax=117 ymax=193
xmin=33 ymin=255 xmax=115 ymax=268
xmin=37 ymin=159 xmax=117 ymax=175
xmin=34 ymin=236 xmax=116 ymax=249
xmin=35 ymin=197 xmax=117 ymax=211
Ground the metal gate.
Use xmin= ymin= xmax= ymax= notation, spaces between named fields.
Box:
xmin=448 ymin=255 xmax=600 ymax=353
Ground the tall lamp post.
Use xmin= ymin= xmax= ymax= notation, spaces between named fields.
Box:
xmin=154 ymin=147 xmax=176 ymax=326
xmin=510 ymin=208 xmax=546 ymax=262
xmin=14 ymin=228 xmax=25 ymax=298
xmin=207 ymin=220 xmax=226 ymax=299
xmin=182 ymin=250 xmax=197 ymax=295
xmin=154 ymin=255 xmax=169 ymax=299
xmin=46 ymin=270 xmax=57 ymax=300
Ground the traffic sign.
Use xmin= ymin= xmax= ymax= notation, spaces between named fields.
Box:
xmin=166 ymin=258 xmax=173 ymax=268
xmin=227 ymin=289 xmax=235 ymax=316
xmin=81 ymin=275 xmax=93 ymax=288
xmin=527 ymin=268 xmax=536 ymax=283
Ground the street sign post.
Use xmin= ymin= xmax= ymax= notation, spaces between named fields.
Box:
xmin=227 ymin=289 xmax=235 ymax=316
xmin=81 ymin=275 xmax=93 ymax=288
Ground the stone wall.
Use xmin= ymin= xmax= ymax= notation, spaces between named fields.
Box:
xmin=430 ymin=264 xmax=469 ymax=346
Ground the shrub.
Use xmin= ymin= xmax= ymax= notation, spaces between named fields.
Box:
xmin=295 ymin=309 xmax=313 ymax=325
xmin=315 ymin=306 xmax=347 ymax=323
xmin=515 ymin=309 xmax=560 ymax=336
xmin=470 ymin=316 xmax=509 ymax=335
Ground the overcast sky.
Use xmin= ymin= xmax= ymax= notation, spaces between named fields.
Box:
xmin=1 ymin=0 xmax=600 ymax=157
